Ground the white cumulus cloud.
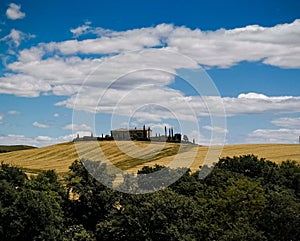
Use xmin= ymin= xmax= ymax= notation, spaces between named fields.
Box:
xmin=168 ymin=19 xmax=300 ymax=68
xmin=6 ymin=3 xmax=25 ymax=20
xmin=0 ymin=73 xmax=51 ymax=97
xmin=222 ymin=93 xmax=300 ymax=116
xmin=0 ymin=21 xmax=300 ymax=130
xmin=0 ymin=20 xmax=299 ymax=101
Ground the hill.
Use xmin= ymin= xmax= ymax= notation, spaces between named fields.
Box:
xmin=0 ymin=141 xmax=299 ymax=174
xmin=0 ymin=145 xmax=36 ymax=153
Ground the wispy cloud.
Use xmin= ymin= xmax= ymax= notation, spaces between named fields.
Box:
xmin=7 ymin=110 xmax=20 ymax=115
xmin=203 ymin=125 xmax=228 ymax=133
xmin=271 ymin=117 xmax=300 ymax=129
xmin=247 ymin=128 xmax=300 ymax=144
xmin=0 ymin=133 xmax=74 ymax=147
xmin=63 ymin=123 xmax=92 ymax=131
xmin=6 ymin=3 xmax=26 ymax=20
xmin=32 ymin=121 xmax=50 ymax=128
xmin=0 ymin=29 xmax=35 ymax=48
xmin=246 ymin=116 xmax=300 ymax=144
xmin=70 ymin=21 xmax=92 ymax=38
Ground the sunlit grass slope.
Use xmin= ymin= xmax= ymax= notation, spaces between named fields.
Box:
xmin=0 ymin=141 xmax=299 ymax=174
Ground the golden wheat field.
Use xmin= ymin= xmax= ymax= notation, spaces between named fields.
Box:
xmin=0 ymin=141 xmax=299 ymax=174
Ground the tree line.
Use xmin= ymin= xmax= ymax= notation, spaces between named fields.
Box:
xmin=0 ymin=154 xmax=300 ymax=240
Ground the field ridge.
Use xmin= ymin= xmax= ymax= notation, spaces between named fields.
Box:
xmin=0 ymin=141 xmax=299 ymax=174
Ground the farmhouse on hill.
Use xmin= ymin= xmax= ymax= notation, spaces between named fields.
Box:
xmin=73 ymin=133 xmax=98 ymax=142
xmin=111 ymin=126 xmax=151 ymax=141
xmin=73 ymin=125 xmax=184 ymax=143
xmin=111 ymin=125 xmax=182 ymax=143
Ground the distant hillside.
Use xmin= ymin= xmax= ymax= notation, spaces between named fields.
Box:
xmin=0 ymin=141 xmax=299 ymax=174
xmin=0 ymin=145 xmax=37 ymax=153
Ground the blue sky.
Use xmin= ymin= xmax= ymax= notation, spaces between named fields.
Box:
xmin=0 ymin=0 xmax=300 ymax=146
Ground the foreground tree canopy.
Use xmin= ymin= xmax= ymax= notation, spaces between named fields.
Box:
xmin=0 ymin=154 xmax=300 ymax=241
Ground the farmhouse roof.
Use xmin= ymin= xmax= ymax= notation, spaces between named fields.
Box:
xmin=112 ymin=128 xmax=147 ymax=131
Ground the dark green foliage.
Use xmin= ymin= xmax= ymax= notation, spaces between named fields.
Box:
xmin=0 ymin=166 xmax=65 ymax=241
xmin=137 ymin=164 xmax=189 ymax=191
xmin=260 ymin=187 xmax=300 ymax=241
xmin=0 ymin=155 xmax=299 ymax=240
xmin=169 ymin=168 xmax=204 ymax=196
xmin=0 ymin=162 xmax=27 ymax=187
xmin=65 ymin=160 xmax=119 ymax=231
xmin=62 ymin=224 xmax=96 ymax=241
xmin=96 ymin=189 xmax=202 ymax=241
xmin=215 ymin=155 xmax=300 ymax=196
xmin=8 ymin=189 xmax=64 ymax=240
xmin=278 ymin=160 xmax=300 ymax=197
xmin=29 ymin=169 xmax=67 ymax=199
xmin=216 ymin=154 xmax=279 ymax=180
